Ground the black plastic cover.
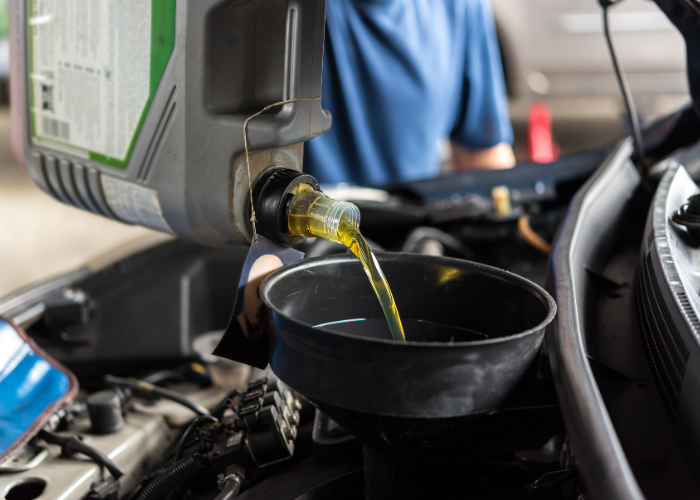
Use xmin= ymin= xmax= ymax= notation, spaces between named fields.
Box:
xmin=252 ymin=167 xmax=320 ymax=246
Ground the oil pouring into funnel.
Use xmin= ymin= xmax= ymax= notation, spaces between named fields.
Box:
xmin=243 ymin=168 xmax=406 ymax=342
xmin=286 ymin=183 xmax=405 ymax=341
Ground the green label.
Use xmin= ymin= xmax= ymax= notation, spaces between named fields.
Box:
xmin=0 ymin=0 xmax=9 ymax=38
xmin=29 ymin=0 xmax=176 ymax=169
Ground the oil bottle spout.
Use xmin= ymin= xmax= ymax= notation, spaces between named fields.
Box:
xmin=251 ymin=167 xmax=404 ymax=341
xmin=251 ymin=167 xmax=320 ymax=245
xmin=251 ymin=167 xmax=360 ymax=246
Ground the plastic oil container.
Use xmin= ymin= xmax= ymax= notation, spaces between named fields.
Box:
xmin=9 ymin=0 xmax=331 ymax=247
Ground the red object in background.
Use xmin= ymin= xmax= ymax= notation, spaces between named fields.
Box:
xmin=528 ymin=102 xmax=559 ymax=164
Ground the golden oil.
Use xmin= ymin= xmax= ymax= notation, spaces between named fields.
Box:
xmin=288 ymin=184 xmax=406 ymax=341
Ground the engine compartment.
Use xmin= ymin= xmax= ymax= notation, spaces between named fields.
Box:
xmin=0 ymin=220 xmax=570 ymax=499
xmin=3 ymin=112 xmax=700 ymax=499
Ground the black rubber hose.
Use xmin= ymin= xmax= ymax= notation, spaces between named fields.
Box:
xmin=38 ymin=430 xmax=124 ymax=479
xmin=136 ymin=455 xmax=208 ymax=500
xmin=150 ymin=447 xmax=197 ymax=474
xmin=215 ymin=475 xmax=242 ymax=500
xmin=401 ymin=227 xmax=474 ymax=259
xmin=104 ymin=375 xmax=209 ymax=416
xmin=122 ymin=474 xmax=156 ymax=500
xmin=141 ymin=367 xmax=186 ymax=385
xmin=174 ymin=415 xmax=218 ymax=462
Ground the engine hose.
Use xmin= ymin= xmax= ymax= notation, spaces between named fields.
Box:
xmin=104 ymin=375 xmax=209 ymax=416
xmin=517 ymin=215 xmax=551 ymax=255
xmin=136 ymin=455 xmax=208 ymax=500
xmin=401 ymin=227 xmax=474 ymax=259
xmin=38 ymin=430 xmax=124 ymax=479
xmin=215 ymin=474 xmax=242 ymax=500
xmin=154 ymin=447 xmax=198 ymax=473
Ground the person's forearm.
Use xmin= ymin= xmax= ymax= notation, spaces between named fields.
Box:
xmin=451 ymin=141 xmax=515 ymax=171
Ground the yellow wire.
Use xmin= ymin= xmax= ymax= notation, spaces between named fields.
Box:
xmin=243 ymin=95 xmax=323 ymax=241
xmin=517 ymin=215 xmax=551 ymax=255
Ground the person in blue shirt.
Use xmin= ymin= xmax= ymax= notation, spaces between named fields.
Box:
xmin=303 ymin=0 xmax=515 ymax=186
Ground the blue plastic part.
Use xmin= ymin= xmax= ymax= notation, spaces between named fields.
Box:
xmin=0 ymin=319 xmax=72 ymax=459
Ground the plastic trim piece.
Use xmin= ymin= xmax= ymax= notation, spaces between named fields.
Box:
xmin=0 ymin=318 xmax=79 ymax=466
xmin=547 ymin=138 xmax=645 ymax=500
xmin=0 ymin=269 xmax=91 ymax=320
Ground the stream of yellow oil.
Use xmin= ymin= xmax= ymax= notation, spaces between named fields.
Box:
xmin=337 ymin=223 xmax=406 ymax=341
xmin=288 ymin=185 xmax=406 ymax=341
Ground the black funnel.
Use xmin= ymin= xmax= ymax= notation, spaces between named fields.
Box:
xmin=260 ymin=254 xmax=556 ymax=450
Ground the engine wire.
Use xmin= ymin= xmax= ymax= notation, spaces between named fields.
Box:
xmin=104 ymin=375 xmax=210 ymax=416
xmin=517 ymin=215 xmax=551 ymax=255
xmin=173 ymin=415 xmax=218 ymax=463
xmin=212 ymin=389 xmax=241 ymax=419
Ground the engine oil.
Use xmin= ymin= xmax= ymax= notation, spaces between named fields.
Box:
xmin=313 ymin=318 xmax=488 ymax=343
xmin=287 ymin=183 xmax=406 ymax=341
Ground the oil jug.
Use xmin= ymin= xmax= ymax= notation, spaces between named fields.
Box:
xmin=9 ymin=0 xmax=331 ymax=247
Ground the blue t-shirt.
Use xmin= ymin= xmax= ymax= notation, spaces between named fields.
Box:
xmin=303 ymin=0 xmax=513 ymax=186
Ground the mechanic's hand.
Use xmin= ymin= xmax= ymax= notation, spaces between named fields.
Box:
xmin=236 ymin=254 xmax=283 ymax=340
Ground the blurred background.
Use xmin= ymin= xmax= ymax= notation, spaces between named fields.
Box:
xmin=0 ymin=0 xmax=691 ymax=297
xmin=494 ymin=0 xmax=689 ymax=154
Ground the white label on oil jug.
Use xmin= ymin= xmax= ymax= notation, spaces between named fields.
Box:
xmin=29 ymin=0 xmax=151 ymax=162
xmin=101 ymin=175 xmax=173 ymax=234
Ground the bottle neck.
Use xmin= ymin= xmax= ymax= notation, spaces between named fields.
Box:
xmin=287 ymin=184 xmax=361 ymax=246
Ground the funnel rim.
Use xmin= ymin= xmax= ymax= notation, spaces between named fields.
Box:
xmin=261 ymin=253 xmax=556 ymax=347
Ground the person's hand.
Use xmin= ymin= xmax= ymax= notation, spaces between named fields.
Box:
xmin=236 ymin=254 xmax=283 ymax=340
